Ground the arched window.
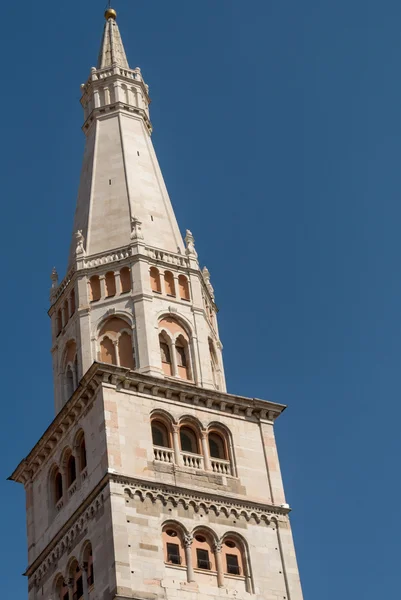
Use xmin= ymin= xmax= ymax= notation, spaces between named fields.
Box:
xmin=70 ymin=289 xmax=76 ymax=315
xmin=105 ymin=271 xmax=116 ymax=297
xmin=99 ymin=317 xmax=135 ymax=368
xmin=163 ymin=526 xmax=185 ymax=566
xmin=178 ymin=275 xmax=190 ymax=301
xmin=120 ymin=267 xmax=131 ymax=293
xmin=89 ymin=275 xmax=101 ymax=302
xmin=66 ymin=366 xmax=74 ymax=399
xmin=55 ymin=576 xmax=69 ymax=600
xmin=71 ymin=561 xmax=84 ymax=600
xmin=192 ymin=531 xmax=216 ymax=571
xmin=159 ymin=334 xmax=172 ymax=376
xmin=121 ymin=83 xmax=129 ymax=104
xmin=83 ymin=543 xmax=95 ymax=587
xmin=164 ymin=271 xmax=176 ymax=296
xmin=180 ymin=426 xmax=199 ymax=454
xmin=54 ymin=470 xmax=63 ymax=504
xmin=67 ymin=455 xmax=76 ymax=488
xmin=150 ymin=267 xmax=162 ymax=293
xmin=208 ymin=432 xmax=227 ymax=460
xmin=56 ymin=309 xmax=62 ymax=336
xmin=63 ymin=300 xmax=69 ymax=326
xmin=159 ymin=317 xmax=193 ymax=380
xmin=79 ymin=437 xmax=87 ymax=471
xmin=175 ymin=336 xmax=191 ymax=380
xmin=222 ymin=538 xmax=245 ymax=577
xmin=63 ymin=340 xmax=77 ymax=402
xmin=151 ymin=420 xmax=170 ymax=447
xmin=100 ymin=336 xmax=116 ymax=364
xmin=118 ymin=331 xmax=135 ymax=369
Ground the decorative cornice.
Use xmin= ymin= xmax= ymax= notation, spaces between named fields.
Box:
xmin=119 ymin=474 xmax=290 ymax=522
xmin=9 ymin=363 xmax=285 ymax=485
xmin=27 ymin=472 xmax=289 ymax=583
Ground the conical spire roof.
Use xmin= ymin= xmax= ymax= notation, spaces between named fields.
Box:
xmin=97 ymin=9 xmax=129 ymax=69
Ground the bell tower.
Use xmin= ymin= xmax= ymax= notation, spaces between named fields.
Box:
xmin=10 ymin=9 xmax=304 ymax=600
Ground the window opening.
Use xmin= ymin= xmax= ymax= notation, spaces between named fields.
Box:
xmin=196 ymin=548 xmax=211 ymax=570
xmin=167 ymin=542 xmax=181 ymax=565
xmin=176 ymin=345 xmax=187 ymax=367
xmin=152 ymin=423 xmax=168 ymax=447
xmin=226 ymin=554 xmax=240 ymax=575
xmin=160 ymin=342 xmax=171 ymax=364
xmin=180 ymin=428 xmax=198 ymax=453
xmin=55 ymin=472 xmax=63 ymax=502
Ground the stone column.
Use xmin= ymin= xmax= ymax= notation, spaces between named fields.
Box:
xmin=172 ymin=425 xmax=183 ymax=466
xmin=170 ymin=338 xmax=178 ymax=377
xmin=201 ymin=431 xmax=212 ymax=471
xmin=115 ymin=270 xmax=121 ymax=294
xmin=99 ymin=275 xmax=106 ymax=299
xmin=214 ymin=543 xmax=225 ymax=587
xmin=67 ymin=578 xmax=74 ymax=600
xmin=184 ymin=535 xmax=195 ymax=583
xmin=173 ymin=274 xmax=179 ymax=298
xmin=81 ymin=563 xmax=89 ymax=600
xmin=113 ymin=340 xmax=120 ymax=367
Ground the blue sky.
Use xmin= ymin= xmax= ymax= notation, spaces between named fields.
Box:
xmin=1 ymin=0 xmax=400 ymax=597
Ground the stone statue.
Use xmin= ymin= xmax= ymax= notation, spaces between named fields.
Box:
xmin=185 ymin=229 xmax=198 ymax=258
xmin=75 ymin=230 xmax=85 ymax=255
xmin=131 ymin=217 xmax=144 ymax=240
xmin=202 ymin=266 xmax=215 ymax=299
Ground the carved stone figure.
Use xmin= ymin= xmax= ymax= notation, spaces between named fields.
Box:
xmin=185 ymin=229 xmax=198 ymax=258
xmin=202 ymin=266 xmax=215 ymax=299
xmin=131 ymin=217 xmax=144 ymax=240
xmin=75 ymin=230 xmax=85 ymax=255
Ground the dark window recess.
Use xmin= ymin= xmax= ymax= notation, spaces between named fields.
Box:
xmin=176 ymin=345 xmax=187 ymax=367
xmin=63 ymin=592 xmax=69 ymax=600
xmin=160 ymin=342 xmax=171 ymax=364
xmin=73 ymin=576 xmax=84 ymax=599
xmin=55 ymin=472 xmax=63 ymax=502
xmin=196 ymin=548 xmax=211 ymax=570
xmin=137 ymin=151 xmax=140 ymax=156
xmin=226 ymin=554 xmax=240 ymax=575
xmin=152 ymin=425 xmax=165 ymax=447
xmin=209 ymin=438 xmax=221 ymax=458
xmin=87 ymin=572 xmax=94 ymax=587
xmin=167 ymin=543 xmax=181 ymax=565
xmin=151 ymin=215 xmax=154 ymax=221
xmin=109 ymin=179 xmax=112 ymax=185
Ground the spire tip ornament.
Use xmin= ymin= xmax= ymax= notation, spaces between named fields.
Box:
xmin=104 ymin=7 xmax=117 ymax=21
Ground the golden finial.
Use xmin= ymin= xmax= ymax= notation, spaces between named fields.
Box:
xmin=105 ymin=7 xmax=117 ymax=20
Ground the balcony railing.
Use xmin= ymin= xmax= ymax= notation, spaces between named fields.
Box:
xmin=153 ymin=446 xmax=174 ymax=463
xmin=181 ymin=452 xmax=204 ymax=470
xmin=211 ymin=457 xmax=231 ymax=475
xmin=56 ymin=497 xmax=64 ymax=512
xmin=197 ymin=559 xmax=212 ymax=570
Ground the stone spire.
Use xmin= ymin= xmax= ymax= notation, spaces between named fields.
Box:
xmin=70 ymin=8 xmax=184 ymax=264
xmin=97 ymin=9 xmax=129 ymax=69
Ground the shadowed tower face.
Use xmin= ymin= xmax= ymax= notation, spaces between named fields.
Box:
xmin=10 ymin=9 xmax=304 ymax=600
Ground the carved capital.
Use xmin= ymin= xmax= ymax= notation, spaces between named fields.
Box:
xmin=184 ymin=534 xmax=193 ymax=548
xmin=213 ymin=542 xmax=223 ymax=553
